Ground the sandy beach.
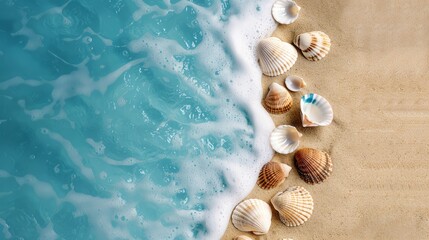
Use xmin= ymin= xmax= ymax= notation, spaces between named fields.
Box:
xmin=223 ymin=0 xmax=429 ymax=239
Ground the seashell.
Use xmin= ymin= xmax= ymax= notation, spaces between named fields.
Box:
xmin=271 ymin=186 xmax=314 ymax=227
xmin=293 ymin=31 xmax=331 ymax=61
xmin=272 ymin=0 xmax=301 ymax=25
xmin=285 ymin=75 xmax=306 ymax=92
xmin=270 ymin=125 xmax=302 ymax=154
xmin=294 ymin=148 xmax=332 ymax=184
xmin=300 ymin=93 xmax=333 ymax=127
xmin=257 ymin=37 xmax=298 ymax=77
xmin=263 ymin=83 xmax=293 ymax=114
xmin=257 ymin=162 xmax=292 ymax=190
xmin=231 ymin=199 xmax=272 ymax=235
xmin=233 ymin=236 xmax=254 ymax=240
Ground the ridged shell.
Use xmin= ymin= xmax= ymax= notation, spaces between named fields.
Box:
xmin=285 ymin=75 xmax=306 ymax=92
xmin=263 ymin=83 xmax=293 ymax=114
xmin=231 ymin=199 xmax=272 ymax=235
xmin=257 ymin=162 xmax=292 ymax=190
xmin=233 ymin=236 xmax=254 ymax=240
xmin=271 ymin=186 xmax=314 ymax=227
xmin=270 ymin=125 xmax=302 ymax=154
xmin=293 ymin=31 xmax=331 ymax=61
xmin=272 ymin=0 xmax=301 ymax=25
xmin=257 ymin=37 xmax=298 ymax=77
xmin=294 ymin=148 xmax=333 ymax=184
xmin=300 ymin=93 xmax=333 ymax=127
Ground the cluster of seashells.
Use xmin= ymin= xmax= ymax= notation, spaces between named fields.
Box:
xmin=231 ymin=1 xmax=336 ymax=239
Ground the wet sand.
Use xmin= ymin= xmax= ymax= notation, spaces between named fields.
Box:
xmin=223 ymin=0 xmax=429 ymax=239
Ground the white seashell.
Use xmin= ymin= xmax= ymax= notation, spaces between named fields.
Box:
xmin=231 ymin=199 xmax=272 ymax=235
xmin=263 ymin=82 xmax=293 ymax=114
xmin=272 ymin=0 xmax=301 ymax=25
xmin=285 ymin=75 xmax=306 ymax=92
xmin=257 ymin=37 xmax=298 ymax=77
xmin=233 ymin=235 xmax=254 ymax=240
xmin=300 ymin=93 xmax=333 ymax=127
xmin=270 ymin=125 xmax=302 ymax=154
xmin=271 ymin=186 xmax=314 ymax=227
xmin=293 ymin=31 xmax=331 ymax=61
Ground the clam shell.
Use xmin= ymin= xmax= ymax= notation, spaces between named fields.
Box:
xmin=270 ymin=125 xmax=302 ymax=154
xmin=300 ymin=93 xmax=333 ymax=127
xmin=263 ymin=83 xmax=293 ymax=114
xmin=231 ymin=199 xmax=272 ymax=235
xmin=233 ymin=236 xmax=254 ymax=240
xmin=271 ymin=186 xmax=314 ymax=227
xmin=257 ymin=162 xmax=292 ymax=190
xmin=257 ymin=37 xmax=298 ymax=77
xmin=285 ymin=75 xmax=306 ymax=92
xmin=293 ymin=31 xmax=331 ymax=61
xmin=272 ymin=0 xmax=301 ymax=25
xmin=294 ymin=148 xmax=333 ymax=184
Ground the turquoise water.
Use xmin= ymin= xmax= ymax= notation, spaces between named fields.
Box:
xmin=0 ymin=0 xmax=274 ymax=239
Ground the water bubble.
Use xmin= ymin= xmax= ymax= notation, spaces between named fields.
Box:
xmin=82 ymin=36 xmax=92 ymax=44
xmin=117 ymin=97 xmax=126 ymax=106
xmin=29 ymin=154 xmax=35 ymax=160
xmin=99 ymin=171 xmax=108 ymax=180
xmin=54 ymin=164 xmax=60 ymax=174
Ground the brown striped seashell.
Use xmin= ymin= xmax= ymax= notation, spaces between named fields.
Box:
xmin=293 ymin=31 xmax=331 ymax=61
xmin=257 ymin=162 xmax=292 ymax=190
xmin=263 ymin=82 xmax=293 ymax=114
xmin=231 ymin=199 xmax=272 ymax=235
xmin=257 ymin=37 xmax=298 ymax=76
xmin=271 ymin=186 xmax=314 ymax=227
xmin=294 ymin=148 xmax=333 ymax=184
xmin=233 ymin=235 xmax=254 ymax=240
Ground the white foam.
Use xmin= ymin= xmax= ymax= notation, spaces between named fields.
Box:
xmin=185 ymin=1 xmax=277 ymax=238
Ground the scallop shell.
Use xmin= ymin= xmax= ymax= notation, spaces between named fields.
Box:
xmin=285 ymin=75 xmax=306 ymax=92
xmin=300 ymin=93 xmax=333 ymax=127
xmin=270 ymin=125 xmax=302 ymax=154
xmin=257 ymin=162 xmax=292 ymax=190
xmin=233 ymin=236 xmax=254 ymax=240
xmin=271 ymin=186 xmax=314 ymax=227
xmin=257 ymin=37 xmax=298 ymax=77
xmin=272 ymin=0 xmax=301 ymax=25
xmin=294 ymin=148 xmax=332 ymax=184
xmin=231 ymin=199 xmax=272 ymax=235
xmin=263 ymin=83 xmax=293 ymax=114
xmin=293 ymin=31 xmax=331 ymax=61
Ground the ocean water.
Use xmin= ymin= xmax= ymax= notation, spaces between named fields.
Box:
xmin=0 ymin=0 xmax=275 ymax=239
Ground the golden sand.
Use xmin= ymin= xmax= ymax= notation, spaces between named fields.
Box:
xmin=223 ymin=0 xmax=429 ymax=239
